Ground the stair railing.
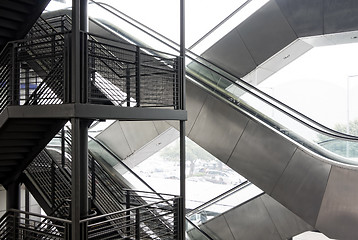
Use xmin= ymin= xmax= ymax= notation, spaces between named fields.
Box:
xmin=0 ymin=209 xmax=71 ymax=240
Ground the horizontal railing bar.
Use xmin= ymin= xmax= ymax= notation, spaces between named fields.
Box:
xmin=82 ymin=197 xmax=179 ymax=223
xmin=6 ymin=209 xmax=71 ymax=224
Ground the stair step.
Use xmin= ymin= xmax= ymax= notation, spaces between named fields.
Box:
xmin=0 ymin=132 xmax=44 ymax=140
xmin=0 ymin=18 xmax=19 ymax=30
xmin=0 ymin=160 xmax=19 ymax=166
xmin=0 ymin=153 xmax=24 ymax=160
xmin=0 ymin=0 xmax=32 ymax=13
xmin=0 ymin=9 xmax=25 ymax=22
xmin=4 ymin=124 xmax=49 ymax=132
xmin=0 ymin=139 xmax=36 ymax=147
xmin=0 ymin=166 xmax=13 ymax=172
xmin=15 ymin=0 xmax=36 ymax=6
xmin=0 ymin=147 xmax=30 ymax=153
xmin=0 ymin=28 xmax=14 ymax=38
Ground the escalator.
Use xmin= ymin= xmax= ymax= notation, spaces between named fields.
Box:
xmin=82 ymin=2 xmax=358 ymax=239
xmin=186 ymin=182 xmax=312 ymax=240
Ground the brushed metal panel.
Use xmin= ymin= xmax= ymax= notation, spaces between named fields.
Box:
xmin=271 ymin=149 xmax=331 ymax=226
xmin=324 ymin=0 xmax=358 ymax=34
xmin=228 ymin=120 xmax=297 ymax=193
xmin=316 ymin=166 xmax=358 ymax=240
xmin=203 ymin=215 xmax=235 ymax=240
xmin=202 ymin=28 xmax=257 ymax=78
xmin=237 ymin=0 xmax=297 ymax=66
xmin=188 ymin=94 xmax=249 ymax=163
xmin=186 ymin=81 xmax=209 ymax=135
xmin=96 ymin=121 xmax=132 ymax=159
xmin=261 ymin=194 xmax=313 ymax=239
xmin=224 ymin=196 xmax=281 ymax=240
xmin=119 ymin=121 xmax=159 ymax=153
xmin=166 ymin=80 xmax=208 ymax=135
xmin=275 ymin=0 xmax=324 ymax=37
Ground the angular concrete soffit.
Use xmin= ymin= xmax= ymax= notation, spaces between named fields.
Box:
xmin=240 ymin=30 xmax=358 ymax=87
xmin=113 ymin=127 xmax=179 ymax=175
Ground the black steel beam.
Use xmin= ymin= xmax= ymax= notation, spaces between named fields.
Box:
xmin=1 ymin=104 xmax=187 ymax=121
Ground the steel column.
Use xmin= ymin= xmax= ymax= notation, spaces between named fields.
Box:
xmin=6 ymin=181 xmax=20 ymax=239
xmin=71 ymin=118 xmax=89 ymax=239
xmin=179 ymin=0 xmax=186 ymax=239
xmin=71 ymin=0 xmax=89 ymax=239
xmin=6 ymin=181 xmax=20 ymax=210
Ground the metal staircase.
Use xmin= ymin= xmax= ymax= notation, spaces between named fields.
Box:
xmin=0 ymin=8 xmax=183 ymax=238
xmin=0 ymin=0 xmax=51 ymax=51
xmin=22 ymin=128 xmax=179 ymax=239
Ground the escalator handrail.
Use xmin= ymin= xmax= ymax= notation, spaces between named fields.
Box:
xmin=187 ymin=180 xmax=251 ymax=217
xmin=88 ymin=135 xmax=164 ymax=199
xmin=186 ymin=217 xmax=214 ymax=240
xmin=88 ymin=0 xmax=358 ymax=142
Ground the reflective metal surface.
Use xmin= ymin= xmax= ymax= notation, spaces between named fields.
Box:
xmin=316 ymin=166 xmax=358 ymax=239
xmin=224 ymin=196 xmax=281 ymax=240
xmin=237 ymin=0 xmax=297 ymax=66
xmin=324 ymin=0 xmax=358 ymax=34
xmin=185 ymin=81 xmax=209 ymax=134
xmin=271 ymin=149 xmax=331 ymax=226
xmin=188 ymin=94 xmax=249 ymax=163
xmin=275 ymin=0 xmax=323 ymax=37
xmin=228 ymin=120 xmax=297 ymax=193
xmin=202 ymin=194 xmax=312 ymax=240
xmin=202 ymin=215 xmax=235 ymax=240
xmin=261 ymin=194 xmax=313 ymax=239
xmin=202 ymin=29 xmax=256 ymax=78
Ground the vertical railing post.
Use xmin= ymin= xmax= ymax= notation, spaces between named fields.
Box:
xmin=51 ymin=160 xmax=56 ymax=210
xmin=64 ymin=34 xmax=70 ymax=104
xmin=12 ymin=213 xmax=16 ymax=240
xmin=10 ymin=43 xmax=19 ymax=105
xmin=174 ymin=57 xmax=180 ymax=110
xmin=135 ymin=209 xmax=140 ymax=240
xmin=126 ymin=66 xmax=131 ymax=107
xmin=126 ymin=190 xmax=131 ymax=238
xmin=51 ymin=34 xmax=56 ymax=68
xmin=64 ymin=222 xmax=71 ymax=240
xmin=25 ymin=188 xmax=30 ymax=239
xmin=24 ymin=65 xmax=30 ymax=101
xmin=89 ymin=41 xmax=96 ymax=103
xmin=81 ymin=32 xmax=89 ymax=104
xmin=61 ymin=15 xmax=65 ymax=33
xmin=173 ymin=198 xmax=180 ymax=239
xmin=91 ymin=156 xmax=96 ymax=202
xmin=61 ymin=128 xmax=66 ymax=168
xmin=135 ymin=46 xmax=141 ymax=107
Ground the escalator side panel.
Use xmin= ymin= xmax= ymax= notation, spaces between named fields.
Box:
xmin=228 ymin=119 xmax=297 ymax=194
xmin=271 ymin=148 xmax=331 ymax=226
xmin=188 ymin=93 xmax=250 ymax=163
xmin=261 ymin=194 xmax=313 ymax=239
xmin=217 ymin=196 xmax=281 ymax=240
xmin=202 ymin=194 xmax=312 ymax=240
xmin=316 ymin=165 xmax=358 ymax=239
xmin=201 ymin=215 xmax=235 ymax=240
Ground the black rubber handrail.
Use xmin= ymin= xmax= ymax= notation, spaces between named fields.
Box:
xmin=187 ymin=180 xmax=251 ymax=217
xmin=88 ymin=135 xmax=162 ymax=197
xmin=88 ymin=0 xmax=358 ymax=142
xmin=186 ymin=217 xmax=214 ymax=240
